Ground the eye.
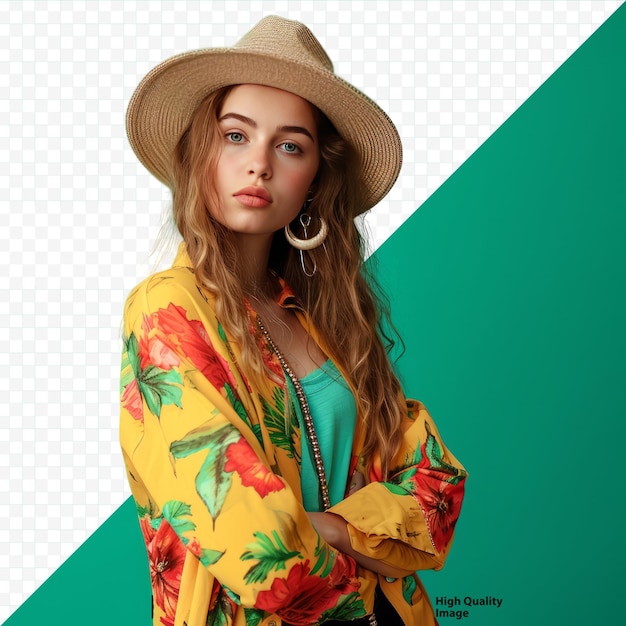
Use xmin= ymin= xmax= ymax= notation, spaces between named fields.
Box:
xmin=226 ymin=132 xmax=245 ymax=143
xmin=280 ymin=142 xmax=301 ymax=154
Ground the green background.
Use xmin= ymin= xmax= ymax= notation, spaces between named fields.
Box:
xmin=4 ymin=5 xmax=625 ymax=625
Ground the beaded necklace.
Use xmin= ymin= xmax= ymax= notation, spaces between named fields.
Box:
xmin=257 ymin=315 xmax=379 ymax=626
xmin=256 ymin=315 xmax=331 ymax=512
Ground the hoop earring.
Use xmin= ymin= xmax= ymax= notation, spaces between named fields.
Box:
xmin=284 ymin=214 xmax=328 ymax=250
xmin=284 ymin=213 xmax=328 ymax=277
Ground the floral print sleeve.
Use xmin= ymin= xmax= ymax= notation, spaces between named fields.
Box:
xmin=326 ymin=400 xmax=467 ymax=622
xmin=328 ymin=401 xmax=467 ymax=571
xmin=120 ymin=268 xmax=370 ymax=626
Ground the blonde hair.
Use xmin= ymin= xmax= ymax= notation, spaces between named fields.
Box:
xmin=169 ymin=87 xmax=405 ymax=478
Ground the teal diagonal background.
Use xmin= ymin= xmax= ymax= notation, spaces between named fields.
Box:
xmin=376 ymin=4 xmax=626 ymax=625
xmin=4 ymin=5 xmax=626 ymax=625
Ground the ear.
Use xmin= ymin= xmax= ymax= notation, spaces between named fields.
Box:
xmin=308 ymin=179 xmax=319 ymax=200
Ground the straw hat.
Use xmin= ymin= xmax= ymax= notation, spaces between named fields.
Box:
xmin=126 ymin=15 xmax=402 ymax=212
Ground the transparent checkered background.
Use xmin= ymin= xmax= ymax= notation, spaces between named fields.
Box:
xmin=0 ymin=0 xmax=621 ymax=619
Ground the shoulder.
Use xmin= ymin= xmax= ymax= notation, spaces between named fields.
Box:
xmin=123 ymin=264 xmax=214 ymax=332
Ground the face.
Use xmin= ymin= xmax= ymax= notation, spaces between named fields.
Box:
xmin=211 ymin=84 xmax=320 ymax=238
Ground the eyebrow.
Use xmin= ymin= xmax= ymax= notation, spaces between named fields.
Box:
xmin=219 ymin=112 xmax=315 ymax=142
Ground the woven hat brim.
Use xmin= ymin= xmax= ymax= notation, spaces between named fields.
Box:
xmin=126 ymin=48 xmax=402 ymax=212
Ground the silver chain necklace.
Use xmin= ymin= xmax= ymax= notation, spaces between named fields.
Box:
xmin=256 ymin=315 xmax=331 ymax=512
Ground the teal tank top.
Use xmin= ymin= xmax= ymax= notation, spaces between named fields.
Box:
xmin=294 ymin=359 xmax=357 ymax=512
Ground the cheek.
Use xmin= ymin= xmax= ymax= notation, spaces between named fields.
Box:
xmin=284 ymin=162 xmax=319 ymax=199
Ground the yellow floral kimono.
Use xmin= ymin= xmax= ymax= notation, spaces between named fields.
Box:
xmin=119 ymin=244 xmax=467 ymax=626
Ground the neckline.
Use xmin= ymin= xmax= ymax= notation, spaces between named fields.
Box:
xmin=299 ymin=358 xmax=332 ymax=384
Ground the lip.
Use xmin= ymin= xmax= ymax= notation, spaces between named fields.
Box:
xmin=233 ymin=186 xmax=273 ymax=204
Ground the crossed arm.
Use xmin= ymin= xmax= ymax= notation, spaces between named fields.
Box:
xmin=308 ymin=511 xmax=414 ymax=579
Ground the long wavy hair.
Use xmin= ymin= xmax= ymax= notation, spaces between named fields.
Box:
xmin=168 ymin=86 xmax=405 ymax=478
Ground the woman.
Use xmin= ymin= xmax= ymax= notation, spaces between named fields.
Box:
xmin=120 ymin=15 xmax=467 ymax=626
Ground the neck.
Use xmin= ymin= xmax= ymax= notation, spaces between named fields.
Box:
xmin=231 ymin=232 xmax=275 ymax=296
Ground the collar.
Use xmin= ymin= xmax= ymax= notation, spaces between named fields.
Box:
xmin=274 ymin=277 xmax=300 ymax=310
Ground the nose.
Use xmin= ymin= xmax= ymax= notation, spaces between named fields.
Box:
xmin=247 ymin=144 xmax=272 ymax=179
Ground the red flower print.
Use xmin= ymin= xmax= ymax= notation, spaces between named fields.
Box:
xmin=257 ymin=338 xmax=285 ymax=383
xmin=140 ymin=303 xmax=237 ymax=392
xmin=121 ymin=378 xmax=143 ymax=421
xmin=328 ymin=552 xmax=360 ymax=590
xmin=187 ymin=537 xmax=202 ymax=558
xmin=275 ymin=281 xmax=299 ymax=307
xmin=141 ymin=518 xmax=186 ymax=624
xmin=139 ymin=516 xmax=156 ymax=544
xmin=161 ymin=304 xmax=236 ymax=390
xmin=414 ymin=472 xmax=465 ymax=552
xmin=245 ymin=304 xmax=284 ymax=384
xmin=139 ymin=317 xmax=179 ymax=372
xmin=224 ymin=438 xmax=285 ymax=497
xmin=255 ymin=560 xmax=359 ymax=626
xmin=148 ymin=335 xmax=181 ymax=371
xmin=208 ymin=580 xmax=221 ymax=611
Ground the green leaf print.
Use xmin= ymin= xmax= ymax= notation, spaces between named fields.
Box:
xmin=224 ymin=383 xmax=249 ymax=426
xmin=242 ymin=608 xmax=263 ymax=626
xmin=262 ymin=387 xmax=299 ymax=462
xmin=446 ymin=472 xmax=466 ymax=486
xmin=170 ymin=423 xmax=237 ymax=458
xmin=216 ymin=321 xmax=238 ymax=365
xmin=242 ymin=530 xmax=301 ymax=584
xmin=195 ymin=430 xmax=240 ymax=527
xmin=310 ymin=540 xmax=336 ymax=579
xmin=170 ymin=430 xmax=212 ymax=458
xmin=217 ymin=321 xmax=228 ymax=345
xmin=272 ymin=385 xmax=285 ymax=414
xmin=120 ymin=344 xmax=136 ymax=392
xmin=319 ymin=592 xmax=366 ymax=622
xmin=196 ymin=454 xmax=233 ymax=529
xmin=388 ymin=466 xmax=417 ymax=493
xmin=206 ymin=593 xmax=234 ymax=626
xmin=222 ymin=585 xmax=240 ymax=604
xmin=171 ymin=424 xmax=241 ymax=527
xmin=251 ymin=422 xmax=263 ymax=448
xmin=423 ymin=422 xmax=467 ymax=480
xmin=199 ymin=548 xmax=224 ymax=568
xmin=424 ymin=425 xmax=444 ymax=466
xmin=161 ymin=500 xmax=196 ymax=537
xmin=402 ymin=574 xmax=418 ymax=605
xmin=383 ymin=482 xmax=411 ymax=496
xmin=123 ymin=333 xmax=141 ymax=379
xmin=136 ymin=502 xmax=151 ymax=519
xmin=137 ymin=365 xmax=183 ymax=417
